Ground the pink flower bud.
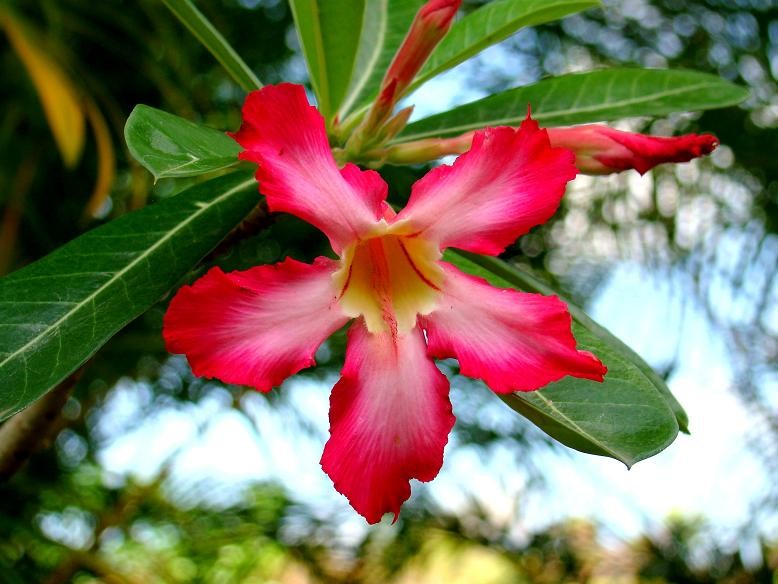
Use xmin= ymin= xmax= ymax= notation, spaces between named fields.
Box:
xmin=364 ymin=0 xmax=460 ymax=129
xmin=547 ymin=125 xmax=719 ymax=175
xmin=384 ymin=132 xmax=474 ymax=164
xmin=384 ymin=0 xmax=461 ymax=97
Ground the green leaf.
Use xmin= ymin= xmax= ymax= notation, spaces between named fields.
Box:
xmin=397 ymin=68 xmax=751 ymax=142
xmin=500 ymin=326 xmax=678 ymax=466
xmin=408 ymin=0 xmax=600 ymax=94
xmin=337 ymin=0 xmax=423 ymax=119
xmin=451 ymin=251 xmax=688 ymax=432
xmin=0 ymin=172 xmax=258 ymax=422
xmin=125 ymin=105 xmax=241 ymax=180
xmin=288 ymin=0 xmax=368 ymax=118
xmin=161 ymin=0 xmax=261 ymax=92
xmin=445 ymin=250 xmax=683 ymax=467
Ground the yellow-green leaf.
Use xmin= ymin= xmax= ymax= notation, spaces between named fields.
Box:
xmin=0 ymin=10 xmax=85 ymax=167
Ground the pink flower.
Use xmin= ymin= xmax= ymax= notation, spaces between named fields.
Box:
xmin=163 ymin=83 xmax=606 ymax=524
xmin=546 ymin=125 xmax=719 ymax=175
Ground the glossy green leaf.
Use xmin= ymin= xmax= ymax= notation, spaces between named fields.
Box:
xmin=337 ymin=0 xmax=423 ymax=118
xmin=408 ymin=0 xmax=600 ymax=93
xmin=0 ymin=172 xmax=258 ymax=422
xmin=161 ymin=0 xmax=261 ymax=92
xmin=125 ymin=105 xmax=241 ymax=180
xmin=460 ymin=252 xmax=688 ymax=433
xmin=445 ymin=250 xmax=683 ymax=467
xmin=451 ymin=251 xmax=688 ymax=432
xmin=397 ymin=68 xmax=750 ymax=142
xmin=288 ymin=0 xmax=367 ymax=118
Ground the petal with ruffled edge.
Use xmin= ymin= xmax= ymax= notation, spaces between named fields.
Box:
xmin=163 ymin=257 xmax=349 ymax=391
xmin=321 ymin=321 xmax=454 ymax=524
xmin=230 ymin=83 xmax=386 ymax=252
xmin=395 ymin=117 xmax=577 ymax=255
xmin=422 ymin=263 xmax=606 ymax=393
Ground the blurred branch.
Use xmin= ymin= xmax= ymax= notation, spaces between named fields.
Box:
xmin=73 ymin=552 xmax=145 ymax=584
xmin=46 ymin=551 xmax=145 ymax=584
xmin=81 ymin=96 xmax=117 ymax=221
xmin=0 ymin=368 xmax=83 ymax=482
xmin=43 ymin=465 xmax=171 ymax=584
xmin=203 ymin=198 xmax=271 ymax=263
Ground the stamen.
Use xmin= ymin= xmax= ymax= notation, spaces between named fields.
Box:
xmin=335 ymin=233 xmax=442 ymax=336
xmin=367 ymin=238 xmax=399 ymax=340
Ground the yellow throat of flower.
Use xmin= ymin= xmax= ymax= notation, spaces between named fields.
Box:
xmin=334 ymin=233 xmax=443 ymax=336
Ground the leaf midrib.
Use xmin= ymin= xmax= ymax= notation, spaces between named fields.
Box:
xmin=409 ymin=0 xmax=599 ymax=93
xmin=514 ymin=391 xmax=629 ymax=464
xmin=338 ymin=0 xmax=389 ymax=118
xmin=0 ymin=177 xmax=256 ymax=372
xmin=396 ymin=79 xmax=729 ymax=142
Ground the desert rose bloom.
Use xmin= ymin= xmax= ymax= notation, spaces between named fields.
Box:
xmin=163 ymin=83 xmax=606 ymax=524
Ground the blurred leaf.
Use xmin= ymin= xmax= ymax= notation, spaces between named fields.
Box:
xmin=0 ymin=9 xmax=85 ymax=167
xmin=337 ymin=0 xmax=423 ymax=118
xmin=83 ymin=97 xmax=116 ymax=219
xmin=288 ymin=0 xmax=366 ymax=119
xmin=408 ymin=0 xmax=601 ymax=93
xmin=161 ymin=0 xmax=262 ymax=92
xmin=446 ymin=251 xmax=681 ymax=466
xmin=0 ymin=171 xmax=258 ymax=422
xmin=125 ymin=105 xmax=241 ymax=180
xmin=397 ymin=68 xmax=750 ymax=141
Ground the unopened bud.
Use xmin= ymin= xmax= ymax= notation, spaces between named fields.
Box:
xmin=383 ymin=0 xmax=461 ymax=98
xmin=384 ymin=131 xmax=473 ymax=164
xmin=547 ymin=125 xmax=719 ymax=175
xmin=359 ymin=0 xmax=461 ymax=142
xmin=378 ymin=106 xmax=415 ymax=142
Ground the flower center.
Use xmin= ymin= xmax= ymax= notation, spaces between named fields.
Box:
xmin=334 ymin=234 xmax=443 ymax=336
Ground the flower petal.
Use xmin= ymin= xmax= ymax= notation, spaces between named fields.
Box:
xmin=230 ymin=83 xmax=386 ymax=252
xmin=395 ymin=117 xmax=577 ymax=255
xmin=321 ymin=321 xmax=454 ymax=524
xmin=163 ymin=257 xmax=348 ymax=391
xmin=422 ymin=263 xmax=606 ymax=392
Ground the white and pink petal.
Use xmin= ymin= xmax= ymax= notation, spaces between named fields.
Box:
xmin=395 ymin=117 xmax=577 ymax=255
xmin=163 ymin=257 xmax=348 ymax=392
xmin=320 ymin=321 xmax=455 ymax=524
xmin=230 ymin=84 xmax=386 ymax=252
xmin=422 ymin=263 xmax=606 ymax=393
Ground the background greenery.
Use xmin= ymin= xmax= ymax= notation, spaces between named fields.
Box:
xmin=0 ymin=0 xmax=776 ymax=581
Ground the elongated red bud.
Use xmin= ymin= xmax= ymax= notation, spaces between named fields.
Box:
xmin=385 ymin=0 xmax=461 ymax=93
xmin=367 ymin=0 xmax=461 ymax=127
xmin=547 ymin=125 xmax=719 ymax=175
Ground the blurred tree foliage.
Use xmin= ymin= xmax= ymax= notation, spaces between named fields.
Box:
xmin=1 ymin=0 xmax=777 ymax=581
